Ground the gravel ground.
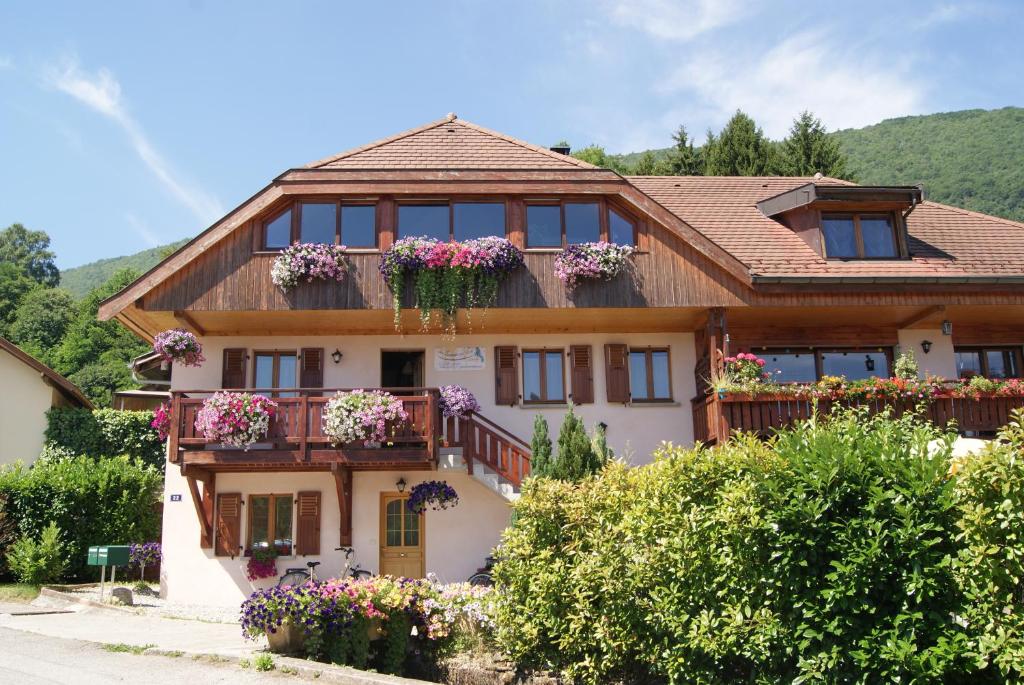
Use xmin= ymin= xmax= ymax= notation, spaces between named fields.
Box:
xmin=64 ymin=584 xmax=240 ymax=624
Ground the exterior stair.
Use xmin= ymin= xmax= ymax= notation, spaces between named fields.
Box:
xmin=439 ymin=413 xmax=531 ymax=502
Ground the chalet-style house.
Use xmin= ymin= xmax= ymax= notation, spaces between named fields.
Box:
xmin=99 ymin=115 xmax=1024 ymax=606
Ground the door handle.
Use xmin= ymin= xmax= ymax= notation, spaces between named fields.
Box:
xmin=400 ymin=553 xmax=406 ymax=557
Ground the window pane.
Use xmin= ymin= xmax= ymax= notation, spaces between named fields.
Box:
xmin=341 ymin=205 xmax=376 ymax=248
xmin=822 ymin=217 xmax=857 ymax=258
xmin=985 ymin=350 xmax=1017 ymax=378
xmin=651 ymin=350 xmax=670 ymax=399
xmin=545 ymin=351 xmax=564 ymax=401
xmin=608 ymin=208 xmax=635 ymax=246
xmin=526 ymin=205 xmax=561 ymax=247
xmin=523 ymin=351 xmax=542 ymax=401
xmin=955 ymin=350 xmax=983 ymax=378
xmin=629 ymin=351 xmax=648 ymax=400
xmin=278 ymin=354 xmax=297 ymax=395
xmin=299 ymin=203 xmax=336 ymax=244
xmin=265 ymin=209 xmax=292 ymax=249
xmin=820 ymin=351 xmax=887 ymax=380
xmin=764 ymin=352 xmax=817 ymax=383
xmin=274 ymin=496 xmax=293 ymax=555
xmin=250 ymin=496 xmax=270 ymax=548
xmin=860 ymin=217 xmax=897 ymax=258
xmin=398 ymin=204 xmax=449 ymax=241
xmin=386 ymin=499 xmax=402 ymax=547
xmin=453 ymin=202 xmax=505 ymax=241
xmin=404 ymin=508 xmax=419 ymax=547
xmin=564 ymin=203 xmax=600 ymax=244
xmin=254 ymin=354 xmax=274 ymax=389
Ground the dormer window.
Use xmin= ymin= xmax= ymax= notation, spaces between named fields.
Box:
xmin=821 ymin=213 xmax=899 ymax=259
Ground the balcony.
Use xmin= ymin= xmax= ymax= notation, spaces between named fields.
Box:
xmin=692 ymin=391 xmax=1024 ymax=445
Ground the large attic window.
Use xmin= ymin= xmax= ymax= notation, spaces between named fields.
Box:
xmin=264 ymin=209 xmax=293 ymax=249
xmin=525 ymin=199 xmax=637 ymax=248
xmin=262 ymin=202 xmax=378 ymax=249
xmin=821 ymin=213 xmax=899 ymax=259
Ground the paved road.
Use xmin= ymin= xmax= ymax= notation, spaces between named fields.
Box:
xmin=0 ymin=626 xmax=289 ymax=684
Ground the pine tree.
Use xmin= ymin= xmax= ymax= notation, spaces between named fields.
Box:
xmin=591 ymin=423 xmax=614 ymax=466
xmin=780 ymin=111 xmax=851 ymax=179
xmin=667 ymin=125 xmax=703 ymax=175
xmin=530 ymin=414 xmax=553 ymax=477
xmin=551 ymin=406 xmax=600 ymax=481
xmin=703 ymin=110 xmax=778 ymax=176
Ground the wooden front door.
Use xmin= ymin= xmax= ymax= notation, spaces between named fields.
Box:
xmin=379 ymin=493 xmax=425 ymax=578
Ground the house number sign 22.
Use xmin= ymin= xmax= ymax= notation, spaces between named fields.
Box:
xmin=170 ymin=494 xmax=182 ymax=502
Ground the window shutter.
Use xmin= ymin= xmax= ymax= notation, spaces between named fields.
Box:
xmin=494 ymin=346 xmax=519 ymax=406
xmin=215 ymin=493 xmax=241 ymax=557
xmin=222 ymin=348 xmax=247 ymax=389
xmin=295 ymin=491 xmax=321 ymax=556
xmin=605 ymin=344 xmax=630 ymax=403
xmin=569 ymin=345 xmax=594 ymax=404
xmin=300 ymin=348 xmax=324 ymax=388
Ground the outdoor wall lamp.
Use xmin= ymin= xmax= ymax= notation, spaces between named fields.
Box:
xmin=865 ymin=355 xmax=876 ymax=372
xmin=941 ymin=320 xmax=953 ymax=336
xmin=396 ymin=477 xmax=407 ymax=493
xmin=331 ymin=349 xmax=343 ymax=364
xmin=920 ymin=340 xmax=933 ymax=354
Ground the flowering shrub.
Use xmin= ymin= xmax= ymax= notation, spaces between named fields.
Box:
xmin=407 ymin=480 xmax=459 ymax=514
xmin=152 ymin=328 xmax=205 ymax=367
xmin=438 ymin=385 xmax=480 ymax=420
xmin=129 ymin=542 xmax=161 ymax=580
xmin=322 ymin=390 xmax=408 ymax=446
xmin=554 ymin=241 xmax=634 ymax=289
xmin=379 ymin=236 xmax=523 ymax=332
xmin=271 ymin=242 xmax=349 ymax=292
xmin=151 ymin=402 xmax=171 ymax=441
xmin=194 ymin=392 xmax=277 ymax=449
xmin=246 ymin=546 xmax=278 ymax=582
xmin=950 ymin=375 xmax=1024 ymax=398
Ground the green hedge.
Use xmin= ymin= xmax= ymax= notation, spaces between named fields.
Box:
xmin=495 ymin=409 xmax=1022 ymax=683
xmin=0 ymin=456 xmax=162 ymax=580
xmin=45 ymin=407 xmax=164 ymax=469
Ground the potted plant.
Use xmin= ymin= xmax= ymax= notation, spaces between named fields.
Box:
xmin=194 ymin=391 xmax=278 ymax=450
xmin=246 ymin=546 xmax=279 ymax=582
xmin=151 ymin=402 xmax=171 ymax=441
xmin=153 ymin=328 xmax=205 ymax=368
xmin=407 ymin=480 xmax=459 ymax=514
xmin=270 ymin=242 xmax=349 ymax=292
xmin=554 ymin=241 xmax=634 ymax=289
xmin=322 ymin=389 xmax=408 ymax=446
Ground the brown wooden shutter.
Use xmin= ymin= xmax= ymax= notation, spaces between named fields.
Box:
xmin=300 ymin=348 xmax=324 ymax=388
xmin=295 ymin=491 xmax=321 ymax=556
xmin=214 ymin=493 xmax=241 ymax=557
xmin=605 ymin=344 xmax=630 ymax=404
xmin=495 ymin=346 xmax=519 ymax=406
xmin=569 ymin=345 xmax=594 ymax=404
xmin=222 ymin=348 xmax=247 ymax=389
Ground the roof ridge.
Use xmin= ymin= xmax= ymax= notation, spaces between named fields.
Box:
xmin=305 ymin=116 xmax=453 ymax=169
xmin=919 ymin=199 xmax=1024 ymax=230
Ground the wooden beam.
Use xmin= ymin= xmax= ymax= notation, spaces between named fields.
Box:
xmin=186 ymin=474 xmax=214 ymax=549
xmin=173 ymin=310 xmax=207 ymax=336
xmin=332 ymin=464 xmax=352 ymax=547
xmin=896 ymin=305 xmax=945 ymax=329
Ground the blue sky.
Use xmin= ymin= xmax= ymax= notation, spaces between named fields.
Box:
xmin=1 ymin=0 xmax=1021 ymax=269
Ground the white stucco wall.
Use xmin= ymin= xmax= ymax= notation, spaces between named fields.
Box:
xmin=897 ymin=328 xmax=957 ymax=379
xmin=0 ymin=349 xmax=63 ymax=466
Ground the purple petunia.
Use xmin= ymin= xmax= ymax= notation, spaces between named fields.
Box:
xmin=153 ymin=328 xmax=205 ymax=367
xmin=271 ymin=242 xmax=349 ymax=292
xmin=554 ymin=241 xmax=634 ymax=289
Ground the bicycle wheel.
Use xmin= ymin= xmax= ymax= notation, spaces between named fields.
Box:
xmin=467 ymin=572 xmax=493 ymax=587
xmin=277 ymin=570 xmax=309 ymax=587
xmin=349 ymin=569 xmax=372 ymax=581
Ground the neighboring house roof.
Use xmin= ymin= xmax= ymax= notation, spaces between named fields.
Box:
xmin=0 ymin=337 xmax=93 ymax=409
xmin=306 ymin=114 xmax=597 ymax=170
xmin=629 ymin=175 xmax=1024 ymax=283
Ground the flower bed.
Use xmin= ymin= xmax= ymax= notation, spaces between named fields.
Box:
xmin=153 ymin=328 xmax=205 ymax=367
xmin=407 ymin=480 xmax=459 ymax=514
xmin=438 ymin=385 xmax=480 ymax=420
xmin=271 ymin=242 xmax=349 ymax=292
xmin=554 ymin=241 xmax=634 ymax=289
xmin=379 ymin=236 xmax=523 ymax=332
xmin=322 ymin=389 xmax=408 ymax=446
xmin=194 ymin=391 xmax=277 ymax=449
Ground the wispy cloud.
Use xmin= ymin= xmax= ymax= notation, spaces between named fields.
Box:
xmin=919 ymin=2 xmax=988 ymax=28
xmin=124 ymin=212 xmax=162 ymax=248
xmin=605 ymin=0 xmax=746 ymax=42
xmin=46 ymin=57 xmax=223 ymax=224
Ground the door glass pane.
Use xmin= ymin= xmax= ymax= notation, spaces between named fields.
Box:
xmin=955 ymin=350 xmax=983 ymax=378
xmin=254 ymin=354 xmax=274 ymax=389
xmin=386 ymin=499 xmax=402 ymax=547
xmin=820 ymin=351 xmax=887 ymax=380
xmin=651 ymin=350 xmax=670 ymax=399
xmin=274 ymin=495 xmax=293 ymax=555
xmin=277 ymin=353 xmax=297 ymax=396
xmin=398 ymin=204 xmax=449 ymax=241
xmin=608 ymin=207 xmax=635 ymax=246
xmin=341 ymin=205 xmax=376 ymax=248
xmin=403 ymin=507 xmax=419 ymax=546
xmin=523 ymin=351 xmax=542 ymax=401
xmin=299 ymin=202 xmax=336 ymax=244
xmin=544 ymin=351 xmax=564 ymax=401
xmin=860 ymin=217 xmax=897 ymax=257
xmin=526 ymin=205 xmax=561 ymax=247
xmin=250 ymin=496 xmax=270 ymax=549
xmin=564 ymin=203 xmax=600 ymax=244
xmin=986 ymin=350 xmax=1017 ymax=378
xmin=822 ymin=217 xmax=857 ymax=258
xmin=265 ymin=209 xmax=292 ymax=249
xmin=764 ymin=352 xmax=817 ymax=383
xmin=629 ymin=351 xmax=648 ymax=400
xmin=453 ymin=202 xmax=505 ymax=241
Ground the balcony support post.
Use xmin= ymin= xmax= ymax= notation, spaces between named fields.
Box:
xmin=184 ymin=466 xmax=215 ymax=549
xmin=332 ymin=464 xmax=353 ymax=547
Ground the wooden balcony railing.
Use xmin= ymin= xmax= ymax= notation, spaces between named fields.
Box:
xmin=443 ymin=413 xmax=532 ymax=488
xmin=693 ymin=392 xmax=1024 ymax=445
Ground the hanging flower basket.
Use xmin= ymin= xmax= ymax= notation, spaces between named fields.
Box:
xmin=322 ymin=389 xmax=409 ymax=446
xmin=271 ymin=242 xmax=349 ymax=292
xmin=246 ymin=546 xmax=279 ymax=582
xmin=151 ymin=402 xmax=171 ymax=441
xmin=194 ymin=391 xmax=277 ymax=450
xmin=554 ymin=241 xmax=634 ymax=289
xmin=407 ymin=481 xmax=459 ymax=514
xmin=153 ymin=328 xmax=205 ymax=367
xmin=438 ymin=385 xmax=480 ymax=420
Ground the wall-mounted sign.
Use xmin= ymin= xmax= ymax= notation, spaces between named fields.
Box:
xmin=435 ymin=347 xmax=485 ymax=371
xmin=169 ymin=494 xmax=182 ymax=502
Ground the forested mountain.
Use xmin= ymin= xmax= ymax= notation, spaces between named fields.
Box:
xmin=59 ymin=239 xmax=188 ymax=298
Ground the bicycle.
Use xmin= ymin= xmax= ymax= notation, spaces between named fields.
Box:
xmin=277 ymin=546 xmax=372 ymax=587
xmin=467 ymin=555 xmax=495 ymax=586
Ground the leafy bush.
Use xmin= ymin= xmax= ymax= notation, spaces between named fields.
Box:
xmin=6 ymin=522 xmax=67 ymax=585
xmin=45 ymin=408 xmax=164 ymax=469
xmin=0 ymin=456 xmax=162 ymax=580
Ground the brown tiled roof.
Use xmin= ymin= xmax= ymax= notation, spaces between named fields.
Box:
xmin=628 ymin=175 xmax=1024 ymax=281
xmin=306 ymin=115 xmax=596 ymax=170
xmin=0 ymin=336 xmax=92 ymax=408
